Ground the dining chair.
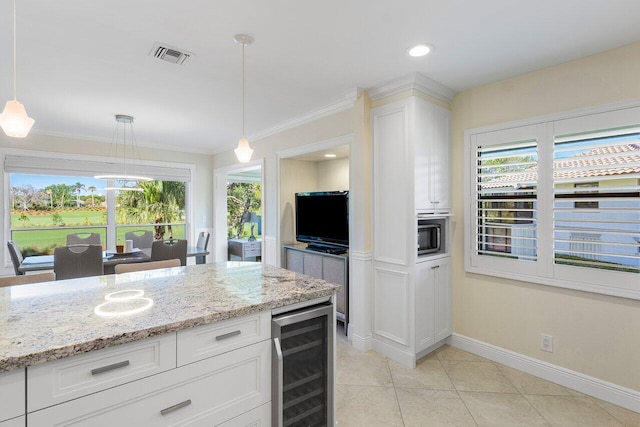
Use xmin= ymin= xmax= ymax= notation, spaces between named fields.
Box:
xmin=196 ymin=231 xmax=210 ymax=251
xmin=54 ymin=245 xmax=104 ymax=280
xmin=125 ymin=230 xmax=154 ymax=249
xmin=150 ymin=239 xmax=187 ymax=266
xmin=114 ymin=259 xmax=181 ymax=274
xmin=7 ymin=240 xmax=25 ymax=275
xmin=66 ymin=233 xmax=101 ymax=246
xmin=0 ymin=272 xmax=56 ymax=287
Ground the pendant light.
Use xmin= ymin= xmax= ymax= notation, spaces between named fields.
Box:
xmin=95 ymin=115 xmax=153 ymax=191
xmin=233 ymin=34 xmax=254 ymax=163
xmin=0 ymin=0 xmax=35 ymax=138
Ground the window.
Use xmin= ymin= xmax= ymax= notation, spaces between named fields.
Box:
xmin=554 ymin=129 xmax=640 ymax=275
xmin=466 ymin=106 xmax=640 ymax=299
xmin=4 ymin=153 xmax=192 ymax=258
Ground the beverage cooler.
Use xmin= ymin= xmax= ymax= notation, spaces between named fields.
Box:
xmin=272 ymin=301 xmax=334 ymax=427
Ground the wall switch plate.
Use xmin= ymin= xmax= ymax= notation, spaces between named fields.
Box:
xmin=541 ymin=333 xmax=553 ymax=352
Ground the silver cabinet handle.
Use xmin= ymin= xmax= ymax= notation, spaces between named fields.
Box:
xmin=431 ymin=265 xmax=440 ymax=270
xmin=160 ymin=399 xmax=192 ymax=416
xmin=91 ymin=360 xmax=130 ymax=376
xmin=274 ymin=337 xmax=283 ymax=427
xmin=215 ymin=330 xmax=241 ymax=341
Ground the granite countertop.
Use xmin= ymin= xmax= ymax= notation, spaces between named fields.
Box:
xmin=0 ymin=262 xmax=339 ymax=373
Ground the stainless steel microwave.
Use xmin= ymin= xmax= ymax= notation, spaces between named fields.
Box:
xmin=417 ymin=221 xmax=442 ymax=256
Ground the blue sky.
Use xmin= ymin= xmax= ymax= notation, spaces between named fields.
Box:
xmin=10 ymin=174 xmax=106 ymax=194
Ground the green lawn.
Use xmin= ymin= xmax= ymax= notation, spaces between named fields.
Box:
xmin=10 ymin=209 xmax=185 ymax=255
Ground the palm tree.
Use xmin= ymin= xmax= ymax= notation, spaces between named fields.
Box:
xmin=118 ymin=181 xmax=186 ymax=240
xmin=87 ymin=186 xmax=96 ymax=207
xmin=45 ymin=188 xmax=53 ymax=209
xmin=74 ymin=182 xmax=85 ymax=207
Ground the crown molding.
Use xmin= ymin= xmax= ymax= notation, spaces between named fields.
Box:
xmin=248 ymin=88 xmax=360 ymax=143
xmin=367 ymin=72 xmax=457 ymax=104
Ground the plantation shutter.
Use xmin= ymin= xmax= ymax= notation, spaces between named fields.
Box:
xmin=473 ymin=137 xmax=538 ymax=262
xmin=553 ymin=127 xmax=640 ymax=274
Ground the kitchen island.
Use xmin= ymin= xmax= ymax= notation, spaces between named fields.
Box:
xmin=0 ymin=262 xmax=339 ymax=426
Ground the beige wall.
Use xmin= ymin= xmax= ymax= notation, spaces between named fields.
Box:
xmin=279 ymin=159 xmax=318 ymax=245
xmin=317 ymin=158 xmax=349 ymax=191
xmin=451 ymin=42 xmax=640 ymax=391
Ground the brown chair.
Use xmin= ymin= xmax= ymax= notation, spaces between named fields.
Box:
xmin=7 ymin=240 xmax=25 ymax=275
xmin=195 ymin=231 xmax=210 ymax=264
xmin=114 ymin=259 xmax=181 ymax=274
xmin=125 ymin=230 xmax=154 ymax=250
xmin=151 ymin=239 xmax=187 ymax=266
xmin=66 ymin=233 xmax=101 ymax=246
xmin=0 ymin=272 xmax=55 ymax=287
xmin=54 ymin=245 xmax=104 ymax=280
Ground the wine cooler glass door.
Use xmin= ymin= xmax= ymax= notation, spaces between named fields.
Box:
xmin=272 ymin=303 xmax=334 ymax=427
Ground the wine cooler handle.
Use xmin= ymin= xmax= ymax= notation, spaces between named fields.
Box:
xmin=274 ymin=337 xmax=283 ymax=427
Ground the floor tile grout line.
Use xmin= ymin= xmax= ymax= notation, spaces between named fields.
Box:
xmin=387 ymin=359 xmax=408 ymax=427
xmin=437 ymin=352 xmax=480 ymax=426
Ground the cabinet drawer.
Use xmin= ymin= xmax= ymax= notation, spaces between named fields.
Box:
xmin=216 ymin=402 xmax=271 ymax=427
xmin=0 ymin=369 xmax=25 ymax=422
xmin=28 ymin=333 xmax=176 ymax=412
xmin=243 ymin=248 xmax=261 ymax=258
xmin=0 ymin=415 xmax=24 ymax=427
xmin=177 ymin=311 xmax=270 ymax=366
xmin=244 ymin=242 xmax=261 ymax=252
xmin=28 ymin=340 xmax=271 ymax=427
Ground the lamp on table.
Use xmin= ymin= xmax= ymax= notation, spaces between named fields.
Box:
xmin=242 ymin=212 xmax=259 ymax=242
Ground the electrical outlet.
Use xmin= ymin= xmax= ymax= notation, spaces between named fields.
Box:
xmin=540 ymin=334 xmax=553 ymax=352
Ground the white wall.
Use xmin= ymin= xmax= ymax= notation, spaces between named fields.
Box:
xmin=451 ymin=41 xmax=640 ymax=391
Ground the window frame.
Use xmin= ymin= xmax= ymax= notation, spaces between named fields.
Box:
xmin=465 ymin=101 xmax=640 ymax=300
xmin=2 ymin=148 xmax=195 ymax=273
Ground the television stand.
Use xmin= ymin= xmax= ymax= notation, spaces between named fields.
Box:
xmin=283 ymin=244 xmax=349 ymax=334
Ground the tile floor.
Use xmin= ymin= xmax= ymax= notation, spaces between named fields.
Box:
xmin=335 ymin=330 xmax=640 ymax=426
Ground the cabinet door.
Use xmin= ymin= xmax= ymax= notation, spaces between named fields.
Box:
xmin=0 ymin=416 xmax=24 ymax=427
xmin=373 ymin=100 xmax=411 ymax=265
xmin=216 ymin=402 xmax=270 ymax=427
xmin=431 ymin=105 xmax=451 ymax=213
xmin=434 ymin=257 xmax=452 ymax=341
xmin=414 ymin=98 xmax=435 ymax=212
xmin=323 ymin=257 xmax=347 ymax=318
xmin=0 ymin=369 xmax=25 ymax=422
xmin=303 ymin=252 xmax=323 ymax=279
xmin=285 ymin=249 xmax=304 ymax=274
xmin=415 ymin=262 xmax=435 ymax=353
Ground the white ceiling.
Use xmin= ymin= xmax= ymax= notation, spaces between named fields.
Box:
xmin=2 ymin=0 xmax=640 ymax=154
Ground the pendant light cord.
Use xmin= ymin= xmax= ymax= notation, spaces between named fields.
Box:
xmin=12 ymin=0 xmax=17 ymax=101
xmin=242 ymin=42 xmax=245 ymax=138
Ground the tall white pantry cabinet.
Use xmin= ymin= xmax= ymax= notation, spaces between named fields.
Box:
xmin=372 ymin=95 xmax=452 ymax=368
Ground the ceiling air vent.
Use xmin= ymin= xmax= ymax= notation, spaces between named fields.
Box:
xmin=149 ymin=42 xmax=192 ymax=65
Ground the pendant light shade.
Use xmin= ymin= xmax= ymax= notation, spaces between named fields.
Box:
xmin=234 ymin=137 xmax=253 ymax=163
xmin=0 ymin=0 xmax=34 ymax=138
xmin=234 ymin=34 xmax=254 ymax=163
xmin=0 ymin=100 xmax=35 ymax=138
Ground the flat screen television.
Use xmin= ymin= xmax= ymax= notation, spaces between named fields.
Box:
xmin=295 ymin=191 xmax=349 ymax=252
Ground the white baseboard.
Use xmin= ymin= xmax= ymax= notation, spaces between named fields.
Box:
xmin=350 ymin=330 xmax=373 ymax=353
xmin=450 ymin=333 xmax=640 ymax=413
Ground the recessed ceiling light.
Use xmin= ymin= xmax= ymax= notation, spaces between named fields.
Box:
xmin=408 ymin=44 xmax=432 ymax=57
xmin=324 ymin=153 xmax=337 ymax=158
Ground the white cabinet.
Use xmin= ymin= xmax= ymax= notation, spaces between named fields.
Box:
xmin=416 ymin=257 xmax=452 ymax=354
xmin=28 ymin=333 xmax=176 ymax=411
xmin=415 ymin=102 xmax=451 ymax=213
xmin=371 ymin=95 xmax=452 ymax=367
xmin=24 ymin=311 xmax=271 ymax=427
xmin=0 ymin=368 xmax=25 ymax=422
xmin=28 ymin=340 xmax=271 ymax=427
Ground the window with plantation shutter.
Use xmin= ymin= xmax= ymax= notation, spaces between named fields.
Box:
xmin=553 ymin=129 xmax=640 ymax=275
xmin=475 ymin=140 xmax=538 ymax=261
xmin=466 ymin=104 xmax=640 ymax=299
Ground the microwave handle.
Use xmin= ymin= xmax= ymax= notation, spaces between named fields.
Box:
xmin=436 ymin=226 xmax=441 ymax=250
